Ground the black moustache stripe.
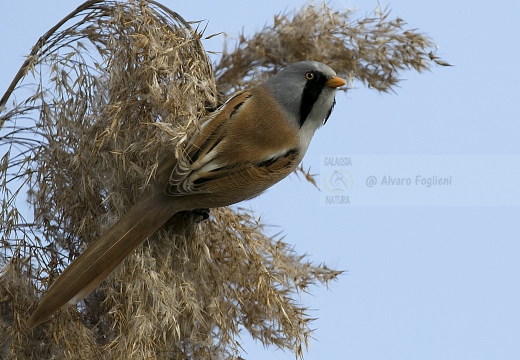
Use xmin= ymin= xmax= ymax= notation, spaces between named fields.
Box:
xmin=299 ymin=71 xmax=328 ymax=126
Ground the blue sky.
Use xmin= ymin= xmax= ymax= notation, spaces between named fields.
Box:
xmin=2 ymin=1 xmax=520 ymax=359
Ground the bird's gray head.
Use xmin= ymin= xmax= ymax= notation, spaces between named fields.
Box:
xmin=264 ymin=61 xmax=344 ymax=129
xmin=263 ymin=61 xmax=344 ymax=151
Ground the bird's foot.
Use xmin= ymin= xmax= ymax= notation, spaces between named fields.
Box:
xmin=185 ymin=208 xmax=210 ymax=223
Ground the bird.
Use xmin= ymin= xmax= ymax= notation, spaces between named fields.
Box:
xmin=27 ymin=61 xmax=346 ymax=328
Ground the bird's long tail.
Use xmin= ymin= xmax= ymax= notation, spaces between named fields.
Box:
xmin=27 ymin=194 xmax=179 ymax=328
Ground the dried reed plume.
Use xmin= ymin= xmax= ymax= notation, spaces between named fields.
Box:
xmin=0 ymin=1 xmax=448 ymax=358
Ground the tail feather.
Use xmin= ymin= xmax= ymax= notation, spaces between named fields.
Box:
xmin=27 ymin=195 xmax=179 ymax=328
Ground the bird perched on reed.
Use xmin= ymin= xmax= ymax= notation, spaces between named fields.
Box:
xmin=27 ymin=61 xmax=346 ymax=328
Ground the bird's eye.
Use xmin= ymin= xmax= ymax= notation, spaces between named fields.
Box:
xmin=305 ymin=72 xmax=315 ymax=80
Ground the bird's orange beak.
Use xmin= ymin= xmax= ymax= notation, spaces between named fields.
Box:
xmin=326 ymin=76 xmax=346 ymax=88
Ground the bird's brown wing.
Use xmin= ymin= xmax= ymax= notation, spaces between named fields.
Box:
xmin=166 ymin=89 xmax=300 ymax=200
xmin=167 ymin=90 xmax=253 ymax=195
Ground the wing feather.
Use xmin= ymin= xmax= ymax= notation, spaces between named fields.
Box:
xmin=167 ymin=91 xmax=252 ymax=195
